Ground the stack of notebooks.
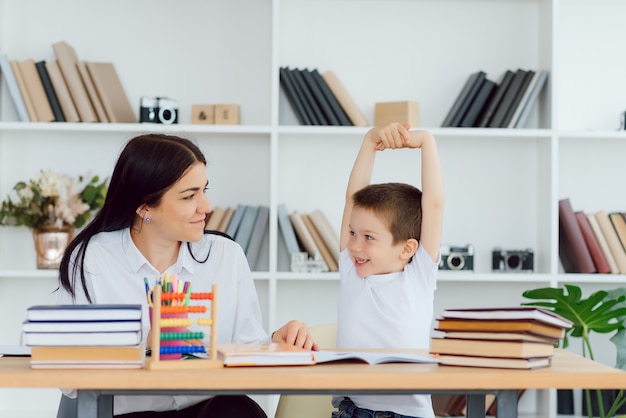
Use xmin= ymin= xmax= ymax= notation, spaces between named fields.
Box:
xmin=430 ymin=307 xmax=573 ymax=370
xmin=22 ymin=304 xmax=145 ymax=369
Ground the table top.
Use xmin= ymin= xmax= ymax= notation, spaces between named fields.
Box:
xmin=1 ymin=349 xmax=625 ymax=392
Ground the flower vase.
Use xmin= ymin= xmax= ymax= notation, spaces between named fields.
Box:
xmin=32 ymin=225 xmax=74 ymax=269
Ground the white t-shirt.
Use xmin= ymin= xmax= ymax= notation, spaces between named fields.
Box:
xmin=57 ymin=228 xmax=269 ymax=415
xmin=333 ymin=244 xmax=438 ymax=417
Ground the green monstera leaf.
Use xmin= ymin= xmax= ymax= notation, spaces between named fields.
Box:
xmin=522 ymin=284 xmax=626 ymax=417
xmin=522 ymin=284 xmax=626 ymax=359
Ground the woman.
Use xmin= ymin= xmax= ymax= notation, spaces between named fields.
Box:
xmin=57 ymin=133 xmax=317 ymax=417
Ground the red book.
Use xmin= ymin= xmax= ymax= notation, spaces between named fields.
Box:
xmin=558 ymin=198 xmax=596 ymax=273
xmin=575 ymin=211 xmax=611 ymax=274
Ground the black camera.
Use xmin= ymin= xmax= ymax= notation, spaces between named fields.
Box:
xmin=439 ymin=245 xmax=474 ymax=271
xmin=492 ymin=248 xmax=534 ymax=272
xmin=139 ymin=97 xmax=179 ymax=124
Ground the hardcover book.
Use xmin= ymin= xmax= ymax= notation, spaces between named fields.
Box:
xmin=291 ymin=68 xmax=327 ymax=125
xmin=509 ymin=70 xmax=548 ymax=128
xmin=0 ymin=53 xmax=30 ymax=121
xmin=435 ymin=318 xmax=566 ymax=339
xmin=586 ymin=212 xmax=619 ymax=274
xmin=595 ymin=210 xmax=626 ymax=274
xmin=558 ymin=198 xmax=596 ymax=273
xmin=436 ymin=354 xmax=550 ymax=370
xmin=26 ymin=304 xmax=142 ymax=321
xmin=441 ymin=70 xmax=486 ymax=127
xmin=430 ymin=337 xmax=555 ymax=358
xmin=501 ymin=69 xmax=535 ymax=128
xmin=575 ymin=211 xmax=611 ymax=274
xmin=10 ymin=60 xmax=37 ymax=121
xmin=22 ymin=320 xmax=141 ymax=333
xmin=488 ymin=69 xmax=528 ymax=128
xmin=441 ymin=306 xmax=573 ymax=329
xmin=45 ymin=60 xmax=80 ymax=122
xmin=279 ymin=66 xmax=311 ymax=125
xmin=85 ymin=62 xmax=137 ymax=123
xmin=23 ymin=330 xmax=142 ymax=346
xmin=459 ymin=78 xmax=496 ymax=127
xmin=77 ymin=61 xmax=108 ymax=122
xmin=321 ymin=70 xmax=369 ymax=126
xmin=301 ymin=68 xmax=340 ymax=125
xmin=35 ymin=60 xmax=65 ymax=122
xmin=30 ymin=343 xmax=145 ymax=368
xmin=18 ymin=59 xmax=55 ymax=122
xmin=477 ymin=70 xmax=514 ymax=128
xmin=52 ymin=41 xmax=97 ymax=122
xmin=310 ymin=68 xmax=352 ymax=126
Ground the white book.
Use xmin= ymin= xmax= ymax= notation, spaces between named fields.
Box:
xmin=442 ymin=307 xmax=573 ymax=329
xmin=23 ymin=330 xmax=142 ymax=347
xmin=26 ymin=304 xmax=142 ymax=322
xmin=23 ymin=320 xmax=141 ymax=333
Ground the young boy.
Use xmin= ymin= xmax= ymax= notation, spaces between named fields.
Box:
xmin=332 ymin=122 xmax=444 ymax=418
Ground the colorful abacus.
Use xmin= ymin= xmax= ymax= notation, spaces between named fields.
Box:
xmin=146 ymin=282 xmax=223 ymax=370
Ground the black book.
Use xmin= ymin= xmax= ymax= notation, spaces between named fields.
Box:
xmin=477 ymin=70 xmax=515 ymax=128
xmin=441 ymin=71 xmax=486 ymax=127
xmin=301 ymin=69 xmax=340 ymax=126
xmin=289 ymin=67 xmax=326 ymax=125
xmin=501 ymin=70 xmax=535 ymax=128
xmin=279 ymin=67 xmax=311 ymax=125
xmin=488 ymin=69 xmax=528 ymax=128
xmin=310 ymin=68 xmax=352 ymax=126
xmin=35 ymin=60 xmax=65 ymax=122
xmin=459 ymin=78 xmax=496 ymax=127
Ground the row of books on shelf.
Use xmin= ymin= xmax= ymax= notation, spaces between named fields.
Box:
xmin=205 ymin=203 xmax=339 ymax=272
xmin=441 ymin=68 xmax=548 ymax=128
xmin=0 ymin=40 xmax=135 ymax=123
xmin=22 ymin=304 xmax=145 ymax=369
xmin=429 ymin=306 xmax=573 ymax=417
xmin=559 ymin=198 xmax=626 ymax=274
xmin=279 ymin=66 xmax=369 ymax=127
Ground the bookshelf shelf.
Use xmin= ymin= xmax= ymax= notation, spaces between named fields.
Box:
xmin=0 ymin=1 xmax=624 ymax=417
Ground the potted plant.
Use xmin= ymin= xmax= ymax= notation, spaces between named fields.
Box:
xmin=0 ymin=170 xmax=107 ymax=268
xmin=522 ymin=284 xmax=626 ymax=418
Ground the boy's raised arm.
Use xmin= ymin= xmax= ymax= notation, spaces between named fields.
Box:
xmin=340 ymin=123 xmax=411 ymax=251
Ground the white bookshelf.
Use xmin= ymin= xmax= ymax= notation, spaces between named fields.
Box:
xmin=0 ymin=1 xmax=625 ymax=417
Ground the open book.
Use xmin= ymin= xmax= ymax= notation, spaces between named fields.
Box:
xmin=217 ymin=343 xmax=439 ymax=367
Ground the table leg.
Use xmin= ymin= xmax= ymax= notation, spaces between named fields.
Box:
xmin=76 ymin=390 xmax=113 ymax=418
xmin=495 ymin=390 xmax=518 ymax=418
xmin=466 ymin=394 xmax=486 ymax=418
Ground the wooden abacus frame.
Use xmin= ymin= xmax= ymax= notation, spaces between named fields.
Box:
xmin=146 ymin=283 xmax=223 ymax=370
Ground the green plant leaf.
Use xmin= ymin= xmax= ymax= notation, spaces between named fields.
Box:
xmin=522 ymin=284 xmax=626 ymax=352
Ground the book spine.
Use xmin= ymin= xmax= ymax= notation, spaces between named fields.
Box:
xmin=441 ymin=70 xmax=486 ymax=127
xmin=310 ymin=68 xmax=352 ymax=126
xmin=595 ymin=210 xmax=626 ymax=274
xmin=10 ymin=60 xmax=38 ymax=121
xmin=291 ymin=68 xmax=328 ymax=125
xmin=514 ymin=70 xmax=549 ymax=128
xmin=301 ymin=68 xmax=340 ymax=125
xmin=586 ymin=213 xmax=619 ymax=274
xmin=489 ymin=69 xmax=528 ymax=128
xmin=501 ymin=70 xmax=535 ymax=128
xmin=477 ymin=70 xmax=514 ymax=128
xmin=77 ymin=61 xmax=108 ymax=122
xmin=45 ymin=60 xmax=80 ymax=122
xmin=575 ymin=211 xmax=610 ymax=274
xmin=558 ymin=198 xmax=596 ymax=273
xmin=35 ymin=60 xmax=66 ymax=122
xmin=459 ymin=78 xmax=496 ymax=127
xmin=19 ymin=58 xmax=56 ymax=122
xmin=321 ymin=70 xmax=369 ymax=126
xmin=279 ymin=66 xmax=311 ymax=125
xmin=0 ymin=54 xmax=30 ymax=121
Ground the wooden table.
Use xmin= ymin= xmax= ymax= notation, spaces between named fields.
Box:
xmin=1 ymin=349 xmax=625 ymax=418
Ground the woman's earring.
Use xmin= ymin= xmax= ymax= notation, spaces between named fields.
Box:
xmin=144 ymin=216 xmax=151 ymax=224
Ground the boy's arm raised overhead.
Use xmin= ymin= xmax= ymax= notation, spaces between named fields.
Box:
xmin=340 ymin=123 xmax=411 ymax=251
xmin=409 ymin=129 xmax=444 ymax=263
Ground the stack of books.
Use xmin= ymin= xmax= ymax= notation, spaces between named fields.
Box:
xmin=430 ymin=306 xmax=573 ymax=370
xmin=22 ymin=304 xmax=145 ymax=369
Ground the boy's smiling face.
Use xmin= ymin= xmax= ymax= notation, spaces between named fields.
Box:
xmin=347 ymin=207 xmax=408 ymax=278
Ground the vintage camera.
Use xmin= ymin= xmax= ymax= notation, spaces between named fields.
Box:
xmin=439 ymin=245 xmax=474 ymax=271
xmin=492 ymin=248 xmax=534 ymax=272
xmin=139 ymin=97 xmax=179 ymax=124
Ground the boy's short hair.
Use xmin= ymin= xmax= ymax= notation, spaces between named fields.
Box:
xmin=352 ymin=182 xmax=422 ymax=245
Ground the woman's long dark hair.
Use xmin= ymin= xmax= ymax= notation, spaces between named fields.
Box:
xmin=58 ymin=133 xmax=206 ymax=302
